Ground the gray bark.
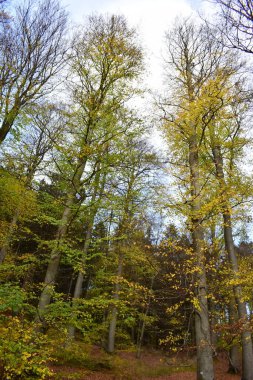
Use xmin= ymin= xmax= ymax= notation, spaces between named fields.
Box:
xmin=37 ymin=194 xmax=75 ymax=322
xmin=189 ymin=136 xmax=214 ymax=380
xmin=37 ymin=159 xmax=87 ymax=322
xmin=209 ymin=226 xmax=218 ymax=349
xmin=68 ymin=223 xmax=94 ymax=339
xmin=209 ymin=300 xmax=218 ymax=348
xmin=68 ymin=168 xmax=105 ymax=339
xmin=212 ymin=145 xmax=253 ymax=380
xmin=136 ymin=277 xmax=154 ymax=359
xmin=107 ymin=252 xmax=123 ymax=353
xmin=228 ymin=299 xmax=241 ymax=374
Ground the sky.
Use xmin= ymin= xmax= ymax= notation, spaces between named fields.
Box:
xmin=61 ymin=0 xmax=210 ymax=91
xmin=59 ymin=0 xmax=214 ymax=149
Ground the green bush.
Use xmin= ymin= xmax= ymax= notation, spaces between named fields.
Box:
xmin=0 ymin=316 xmax=53 ymax=379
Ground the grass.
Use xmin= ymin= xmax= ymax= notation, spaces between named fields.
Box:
xmin=50 ymin=343 xmax=196 ymax=379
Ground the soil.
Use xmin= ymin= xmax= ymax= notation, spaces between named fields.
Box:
xmin=50 ymin=350 xmax=241 ymax=380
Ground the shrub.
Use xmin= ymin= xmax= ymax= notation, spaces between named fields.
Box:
xmin=0 ymin=316 xmax=53 ymax=379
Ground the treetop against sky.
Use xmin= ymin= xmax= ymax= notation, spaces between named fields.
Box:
xmin=61 ymin=0 xmax=211 ymax=90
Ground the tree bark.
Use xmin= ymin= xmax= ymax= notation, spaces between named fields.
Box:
xmin=209 ymin=226 xmax=218 ymax=349
xmin=228 ymin=298 xmax=241 ymax=374
xmin=212 ymin=145 xmax=253 ymax=380
xmin=107 ymin=252 xmax=123 ymax=353
xmin=68 ymin=222 xmax=94 ymax=339
xmin=136 ymin=277 xmax=154 ymax=359
xmin=37 ymin=159 xmax=87 ymax=323
xmin=68 ymin=167 xmax=105 ymax=338
xmin=37 ymin=194 xmax=75 ymax=323
xmin=189 ymin=136 xmax=214 ymax=380
xmin=0 ymin=106 xmax=19 ymax=144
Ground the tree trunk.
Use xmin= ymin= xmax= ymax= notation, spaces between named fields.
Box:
xmin=224 ymin=213 xmax=253 ymax=380
xmin=107 ymin=252 xmax=123 ymax=353
xmin=37 ymin=156 xmax=88 ymax=324
xmin=68 ymin=167 xmax=105 ymax=338
xmin=189 ymin=136 xmax=214 ymax=380
xmin=68 ymin=223 xmax=94 ymax=339
xmin=0 ymin=106 xmax=19 ymax=144
xmin=209 ymin=299 xmax=218 ymax=349
xmin=209 ymin=226 xmax=218 ymax=349
xmin=228 ymin=298 xmax=241 ymax=374
xmin=37 ymin=195 xmax=74 ymax=324
xmin=136 ymin=276 xmax=154 ymax=359
xmin=212 ymin=145 xmax=253 ymax=380
xmin=108 ymin=305 xmax=118 ymax=353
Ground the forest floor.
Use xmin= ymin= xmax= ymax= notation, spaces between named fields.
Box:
xmin=50 ymin=346 xmax=241 ymax=380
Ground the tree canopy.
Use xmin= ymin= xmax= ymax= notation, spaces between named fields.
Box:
xmin=1 ymin=2 xmax=253 ymax=380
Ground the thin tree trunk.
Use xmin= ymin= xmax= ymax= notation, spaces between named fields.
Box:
xmin=37 ymin=159 xmax=87 ymax=322
xmin=223 ymin=212 xmax=253 ymax=380
xmin=107 ymin=252 xmax=123 ymax=353
xmin=37 ymin=195 xmax=75 ymax=323
xmin=68 ymin=223 xmax=94 ymax=339
xmin=107 ymin=167 xmax=135 ymax=353
xmin=68 ymin=167 xmax=105 ymax=338
xmin=228 ymin=298 xmax=241 ymax=374
xmin=209 ymin=299 xmax=218 ymax=348
xmin=136 ymin=277 xmax=154 ymax=359
xmin=212 ymin=145 xmax=253 ymax=380
xmin=189 ymin=136 xmax=214 ymax=380
xmin=210 ymin=226 xmax=218 ymax=349
xmin=0 ymin=105 xmax=19 ymax=144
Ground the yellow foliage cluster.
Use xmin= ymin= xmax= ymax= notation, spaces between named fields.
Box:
xmin=0 ymin=316 xmax=53 ymax=380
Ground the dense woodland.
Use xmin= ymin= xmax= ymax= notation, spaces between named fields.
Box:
xmin=1 ymin=0 xmax=253 ymax=379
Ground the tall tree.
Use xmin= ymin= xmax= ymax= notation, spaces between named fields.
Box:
xmin=0 ymin=103 xmax=65 ymax=263
xmin=161 ymin=20 xmax=229 ymax=380
xmin=162 ymin=19 xmax=253 ymax=377
xmin=37 ymin=14 xmax=144 ymax=323
xmin=106 ymin=139 xmax=157 ymax=353
xmin=204 ymin=71 xmax=253 ymax=380
xmin=0 ymin=0 xmax=68 ymax=144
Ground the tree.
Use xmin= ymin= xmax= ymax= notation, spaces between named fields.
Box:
xmin=37 ymin=14 xmax=144 ymax=323
xmin=162 ymin=18 xmax=253 ymax=377
xmin=0 ymin=0 xmax=68 ymax=144
xmin=0 ymin=0 xmax=9 ymax=24
xmin=68 ymin=161 xmax=107 ymax=339
xmin=161 ymin=20 xmax=230 ymax=380
xmin=213 ymin=0 xmax=253 ymax=54
xmin=204 ymin=70 xmax=253 ymax=379
xmin=106 ymin=139 xmax=158 ymax=353
xmin=0 ymin=102 xmax=66 ymax=264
